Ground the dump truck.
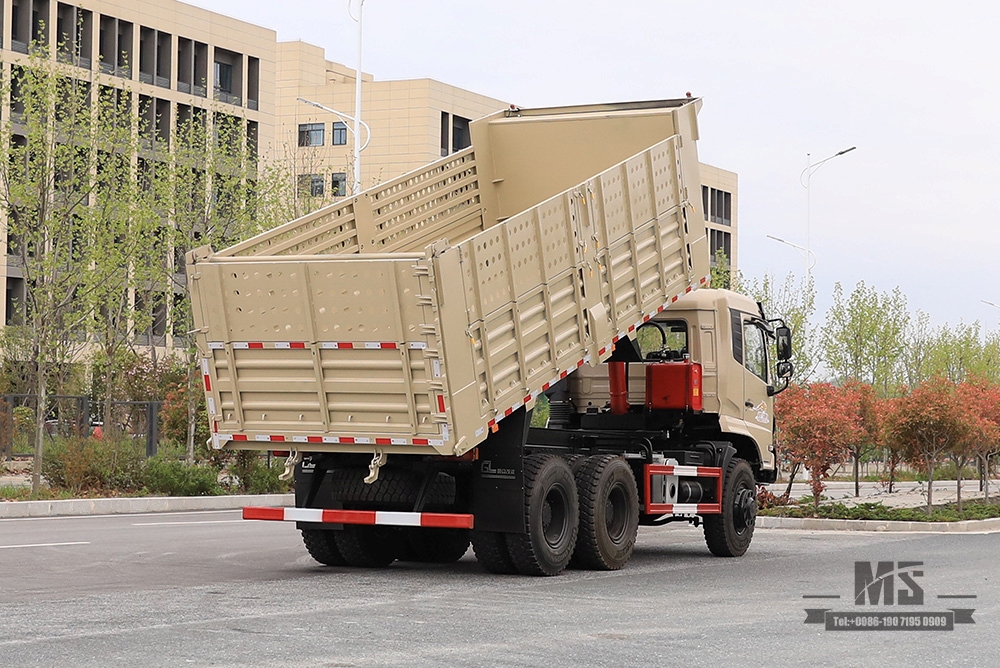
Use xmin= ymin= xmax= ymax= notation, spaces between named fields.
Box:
xmin=187 ymin=97 xmax=793 ymax=576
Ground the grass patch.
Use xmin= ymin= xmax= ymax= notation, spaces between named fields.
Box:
xmin=760 ymin=500 xmax=1000 ymax=522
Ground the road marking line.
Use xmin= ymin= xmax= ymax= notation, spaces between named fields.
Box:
xmin=131 ymin=520 xmax=246 ymax=526
xmin=0 ymin=541 xmax=90 ymax=549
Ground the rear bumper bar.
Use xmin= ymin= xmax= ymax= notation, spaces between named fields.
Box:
xmin=243 ymin=506 xmax=475 ymax=530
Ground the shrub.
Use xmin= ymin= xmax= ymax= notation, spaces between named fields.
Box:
xmin=143 ymin=456 xmax=222 ymax=496
xmin=159 ymin=380 xmax=210 ymax=451
xmin=42 ymin=436 xmax=145 ymax=493
xmin=756 ymin=485 xmax=791 ymax=509
xmin=228 ymin=451 xmax=292 ymax=495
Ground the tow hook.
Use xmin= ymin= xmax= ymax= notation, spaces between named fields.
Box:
xmin=365 ymin=450 xmax=387 ymax=484
xmin=278 ymin=451 xmax=302 ymax=481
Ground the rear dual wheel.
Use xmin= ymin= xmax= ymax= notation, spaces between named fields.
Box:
xmin=571 ymin=455 xmax=639 ymax=571
xmin=502 ymin=454 xmax=580 ymax=576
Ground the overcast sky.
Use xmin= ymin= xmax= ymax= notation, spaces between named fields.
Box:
xmin=187 ymin=0 xmax=1000 ymax=331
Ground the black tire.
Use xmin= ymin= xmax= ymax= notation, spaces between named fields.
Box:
xmin=471 ymin=530 xmax=518 ymax=574
xmin=703 ymin=458 xmax=756 ymax=557
xmin=334 ymin=525 xmax=403 ymax=568
xmin=331 ymin=468 xmax=455 ymax=509
xmin=506 ymin=454 xmax=579 ymax=576
xmin=400 ymin=528 xmax=471 ymax=563
xmin=564 ymin=454 xmax=588 ymax=475
xmin=301 ymin=529 xmax=347 ymax=566
xmin=571 ymin=455 xmax=639 ymax=570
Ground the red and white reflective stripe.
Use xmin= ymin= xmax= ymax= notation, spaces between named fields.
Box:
xmin=648 ymin=464 xmax=720 ymax=478
xmin=652 ymin=503 xmax=720 ymax=515
xmin=201 ymin=358 xmax=212 ymax=392
xmin=243 ymin=506 xmax=474 ymax=530
xmin=215 ymin=433 xmax=444 ymax=447
xmin=208 ymin=341 xmax=427 ymax=350
xmin=607 ymin=274 xmax=712 ymax=349
xmin=490 ymin=355 xmax=592 ymax=430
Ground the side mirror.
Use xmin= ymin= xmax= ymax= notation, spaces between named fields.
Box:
xmin=777 ymin=360 xmax=794 ymax=380
xmin=775 ymin=326 xmax=792 ymax=361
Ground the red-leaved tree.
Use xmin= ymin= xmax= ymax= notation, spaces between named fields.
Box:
xmin=883 ymin=379 xmax=982 ymax=514
xmin=965 ymin=379 xmax=1000 ymax=502
xmin=843 ymin=381 xmax=881 ymax=497
xmin=777 ymin=383 xmax=865 ymax=515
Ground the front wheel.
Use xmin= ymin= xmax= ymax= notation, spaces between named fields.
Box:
xmin=703 ymin=458 xmax=756 ymax=557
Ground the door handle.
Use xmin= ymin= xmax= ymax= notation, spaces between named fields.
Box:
xmin=745 ymin=401 xmax=755 ymax=408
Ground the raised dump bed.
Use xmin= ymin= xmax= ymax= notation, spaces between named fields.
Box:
xmin=188 ymin=99 xmax=711 ymax=457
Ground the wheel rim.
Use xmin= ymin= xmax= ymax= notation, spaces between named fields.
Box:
xmin=541 ymin=483 xmax=571 ymax=548
xmin=733 ymin=484 xmax=757 ymax=535
xmin=604 ymin=481 xmax=629 ymax=543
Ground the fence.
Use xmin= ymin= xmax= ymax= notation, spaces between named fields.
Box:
xmin=0 ymin=395 xmax=162 ymax=460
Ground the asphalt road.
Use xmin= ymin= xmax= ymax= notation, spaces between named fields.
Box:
xmin=1 ymin=511 xmax=997 ymax=668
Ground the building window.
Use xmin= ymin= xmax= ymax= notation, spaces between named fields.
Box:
xmin=702 ymin=186 xmax=732 ymax=226
xmin=440 ymin=111 xmax=450 ymax=157
xmin=214 ymin=61 xmax=233 ymax=94
xmin=298 ymin=123 xmax=325 ymax=147
xmin=452 ymin=115 xmax=471 ymax=151
xmin=331 ymin=172 xmax=347 ymax=197
xmin=710 ymin=229 xmax=731 ymax=263
xmin=332 ymin=122 xmax=347 ymax=146
xmin=298 ymin=174 xmax=325 ymax=197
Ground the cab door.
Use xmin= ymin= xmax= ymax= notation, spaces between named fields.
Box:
xmin=740 ymin=318 xmax=773 ymax=452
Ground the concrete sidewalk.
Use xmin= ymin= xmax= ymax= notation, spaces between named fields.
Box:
xmin=756 ymin=515 xmax=1000 ymax=534
xmin=0 ymin=493 xmax=295 ymax=519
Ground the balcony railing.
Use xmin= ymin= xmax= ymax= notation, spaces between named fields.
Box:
xmin=214 ymin=89 xmax=241 ymax=106
xmin=11 ymin=40 xmax=28 ymax=54
xmin=139 ymin=71 xmax=153 ymax=84
xmin=177 ymin=81 xmax=191 ymax=94
xmin=155 ymin=75 xmax=170 ymax=89
xmin=193 ymin=84 xmax=207 ymax=98
xmin=247 ymin=98 xmax=258 ymax=111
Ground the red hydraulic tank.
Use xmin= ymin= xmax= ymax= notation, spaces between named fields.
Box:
xmin=645 ymin=361 xmax=703 ymax=412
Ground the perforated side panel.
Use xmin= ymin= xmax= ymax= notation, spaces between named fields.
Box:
xmin=220 ymin=149 xmax=482 ymax=257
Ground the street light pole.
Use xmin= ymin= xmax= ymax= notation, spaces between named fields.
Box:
xmin=348 ymin=0 xmax=367 ymax=195
xmin=800 ymin=146 xmax=856 ymax=281
xmin=296 ymin=97 xmax=371 ymax=150
xmin=296 ymin=97 xmax=372 ymax=196
xmin=766 ymin=234 xmax=817 ymax=273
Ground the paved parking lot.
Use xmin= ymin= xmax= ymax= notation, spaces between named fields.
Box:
xmin=1 ymin=511 xmax=996 ymax=667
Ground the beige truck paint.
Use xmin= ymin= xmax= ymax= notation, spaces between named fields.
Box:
xmin=188 ymin=99 xmax=711 ymax=457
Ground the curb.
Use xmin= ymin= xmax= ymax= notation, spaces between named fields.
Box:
xmin=757 ymin=515 xmax=1000 ymax=534
xmin=0 ymin=493 xmax=295 ymax=519
xmin=6 ymin=495 xmax=1000 ymax=532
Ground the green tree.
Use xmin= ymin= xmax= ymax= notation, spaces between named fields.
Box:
xmin=820 ymin=281 xmax=909 ymax=397
xmin=925 ymin=322 xmax=998 ymax=384
xmin=0 ymin=52 xmax=137 ymax=492
xmin=743 ymin=272 xmax=818 ymax=383
xmin=709 ymin=248 xmax=734 ymax=290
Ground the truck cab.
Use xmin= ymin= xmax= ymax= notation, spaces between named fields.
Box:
xmin=559 ymin=288 xmax=787 ymax=484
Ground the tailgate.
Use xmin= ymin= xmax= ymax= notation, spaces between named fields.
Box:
xmin=189 ymin=252 xmax=456 ymax=454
